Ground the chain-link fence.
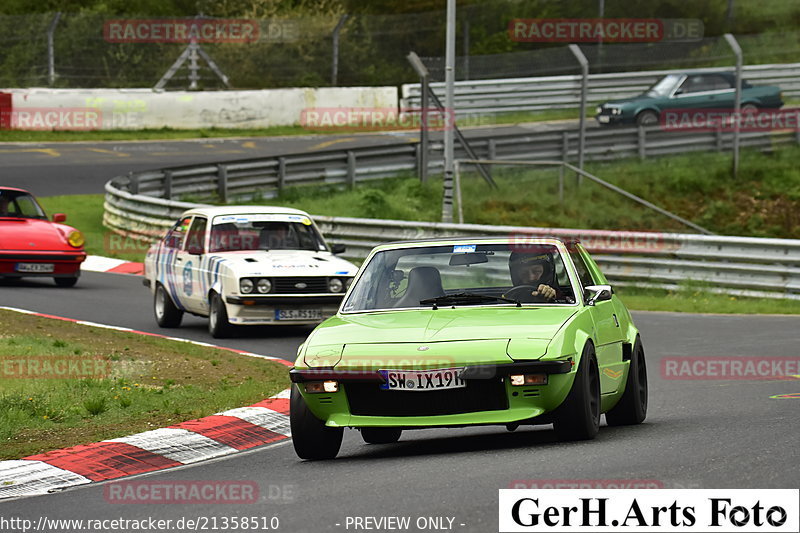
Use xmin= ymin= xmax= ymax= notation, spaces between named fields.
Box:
xmin=2 ymin=4 xmax=800 ymax=90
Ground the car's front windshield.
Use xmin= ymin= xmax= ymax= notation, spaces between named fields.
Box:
xmin=0 ymin=190 xmax=47 ymax=219
xmin=342 ymin=243 xmax=577 ymax=312
xmin=209 ymin=214 xmax=326 ymax=253
xmin=646 ymin=74 xmax=682 ymax=97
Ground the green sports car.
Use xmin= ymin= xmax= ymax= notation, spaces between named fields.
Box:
xmin=289 ymin=237 xmax=648 ymax=460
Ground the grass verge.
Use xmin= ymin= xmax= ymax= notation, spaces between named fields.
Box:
xmin=0 ymin=309 xmax=290 ymax=459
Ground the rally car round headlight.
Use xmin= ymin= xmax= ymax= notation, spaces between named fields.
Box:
xmin=596 ymin=106 xmax=602 ymax=115
xmin=257 ymin=278 xmax=272 ymax=294
xmin=67 ymin=230 xmax=85 ymax=248
xmin=328 ymin=278 xmax=343 ymax=293
xmin=345 ymin=277 xmax=354 ymax=289
xmin=240 ymin=278 xmax=254 ymax=294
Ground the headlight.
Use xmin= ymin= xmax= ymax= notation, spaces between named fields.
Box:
xmin=257 ymin=278 xmax=272 ymax=294
xmin=328 ymin=278 xmax=343 ymax=293
xmin=240 ymin=278 xmax=254 ymax=294
xmin=596 ymin=106 xmax=602 ymax=115
xmin=610 ymin=107 xmax=622 ymax=115
xmin=345 ymin=277 xmax=354 ymax=289
xmin=67 ymin=230 xmax=84 ymax=248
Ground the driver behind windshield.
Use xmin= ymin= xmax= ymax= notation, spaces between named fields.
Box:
xmin=505 ymin=251 xmax=559 ymax=302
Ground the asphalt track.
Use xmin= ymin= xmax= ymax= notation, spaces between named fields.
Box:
xmin=1 ymin=271 xmax=799 ymax=532
xmin=0 ymin=120 xmax=587 ymax=196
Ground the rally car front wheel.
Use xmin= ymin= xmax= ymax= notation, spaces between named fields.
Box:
xmin=290 ymin=385 xmax=343 ymax=460
xmin=605 ymin=337 xmax=648 ymax=426
xmin=208 ymin=292 xmax=233 ymax=338
xmin=154 ymin=283 xmax=183 ymax=328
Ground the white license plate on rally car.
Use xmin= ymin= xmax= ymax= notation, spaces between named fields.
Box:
xmin=16 ymin=263 xmax=54 ymax=273
xmin=275 ymin=309 xmax=323 ymax=321
xmin=597 ymin=115 xmax=610 ymax=123
xmin=380 ymin=368 xmax=466 ymax=391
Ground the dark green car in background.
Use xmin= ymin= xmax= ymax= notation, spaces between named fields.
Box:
xmin=596 ymin=72 xmax=783 ymax=126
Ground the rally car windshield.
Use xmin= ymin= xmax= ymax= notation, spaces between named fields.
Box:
xmin=342 ymin=243 xmax=578 ymax=312
xmin=0 ymin=190 xmax=47 ymax=219
xmin=209 ymin=215 xmax=327 ymax=253
xmin=646 ymin=74 xmax=682 ymax=97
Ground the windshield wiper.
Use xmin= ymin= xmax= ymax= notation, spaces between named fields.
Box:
xmin=420 ymin=292 xmax=521 ymax=309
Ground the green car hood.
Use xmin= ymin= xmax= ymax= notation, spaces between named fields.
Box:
xmin=303 ymin=306 xmax=578 ymax=368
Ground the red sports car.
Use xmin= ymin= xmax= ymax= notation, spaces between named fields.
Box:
xmin=0 ymin=187 xmax=86 ymax=287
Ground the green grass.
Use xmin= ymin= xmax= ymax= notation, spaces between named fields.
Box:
xmin=615 ymin=285 xmax=800 ymax=315
xmin=0 ymin=309 xmax=290 ymax=459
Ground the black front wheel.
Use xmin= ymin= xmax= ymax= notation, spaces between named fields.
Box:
xmin=54 ymin=276 xmax=78 ymax=287
xmin=636 ymin=110 xmax=659 ymax=126
xmin=361 ymin=427 xmax=402 ymax=444
xmin=605 ymin=337 xmax=648 ymax=426
xmin=553 ymin=342 xmax=600 ymax=441
xmin=290 ymin=385 xmax=343 ymax=460
xmin=208 ymin=292 xmax=233 ymax=338
xmin=154 ymin=283 xmax=183 ymax=327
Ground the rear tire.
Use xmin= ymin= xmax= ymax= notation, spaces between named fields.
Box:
xmin=154 ymin=283 xmax=183 ymax=327
xmin=208 ymin=292 xmax=233 ymax=338
xmin=605 ymin=337 xmax=648 ymax=426
xmin=361 ymin=427 xmax=402 ymax=444
xmin=741 ymin=103 xmax=759 ymax=113
xmin=54 ymin=276 xmax=78 ymax=287
xmin=290 ymin=384 xmax=343 ymax=460
xmin=553 ymin=342 xmax=600 ymax=441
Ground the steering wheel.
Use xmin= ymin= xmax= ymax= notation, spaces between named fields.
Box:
xmin=502 ymin=285 xmax=549 ymax=303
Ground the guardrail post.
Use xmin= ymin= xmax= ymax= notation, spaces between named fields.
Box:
xmin=795 ymin=128 xmax=800 ymax=145
xmin=277 ymin=157 xmax=286 ymax=193
xmin=487 ymin=139 xmax=497 ymax=160
xmin=128 ymin=172 xmax=139 ymax=195
xmin=217 ymin=164 xmax=228 ymax=203
xmin=724 ymin=33 xmax=743 ymax=178
xmin=163 ymin=170 xmax=172 ymax=200
xmin=346 ymin=150 xmax=356 ymax=189
xmin=559 ymin=132 xmax=568 ymax=205
xmin=638 ymin=126 xmax=646 ymax=161
xmin=568 ymin=44 xmax=589 ymax=185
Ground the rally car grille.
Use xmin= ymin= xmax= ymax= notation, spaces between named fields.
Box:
xmin=272 ymin=277 xmax=329 ymax=294
xmin=345 ymin=378 xmax=508 ymax=417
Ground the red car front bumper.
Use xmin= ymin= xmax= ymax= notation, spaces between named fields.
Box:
xmin=0 ymin=251 xmax=86 ymax=278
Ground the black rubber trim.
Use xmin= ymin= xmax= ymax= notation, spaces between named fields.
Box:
xmin=142 ymin=278 xmax=151 ymax=288
xmin=289 ymin=360 xmax=572 ymax=384
xmin=622 ymin=342 xmax=632 ymax=361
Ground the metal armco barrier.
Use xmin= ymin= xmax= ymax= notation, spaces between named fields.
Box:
xmin=104 ymin=178 xmax=800 ymax=300
xmin=401 ymin=62 xmax=800 ymax=114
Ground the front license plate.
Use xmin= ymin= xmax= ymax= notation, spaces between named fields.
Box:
xmin=380 ymin=368 xmax=466 ymax=391
xmin=597 ymin=115 xmax=610 ymax=123
xmin=16 ymin=263 xmax=54 ymax=273
xmin=275 ymin=309 xmax=323 ymax=321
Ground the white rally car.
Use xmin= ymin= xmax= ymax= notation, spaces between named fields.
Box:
xmin=143 ymin=206 xmax=358 ymax=338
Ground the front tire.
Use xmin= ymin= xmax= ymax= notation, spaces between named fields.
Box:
xmin=154 ymin=283 xmax=183 ymax=327
xmin=605 ymin=337 xmax=648 ymax=426
xmin=361 ymin=427 xmax=402 ymax=444
xmin=290 ymin=385 xmax=343 ymax=460
xmin=553 ymin=342 xmax=600 ymax=441
xmin=208 ymin=292 xmax=233 ymax=338
xmin=636 ymin=110 xmax=659 ymax=126
xmin=54 ymin=276 xmax=78 ymax=287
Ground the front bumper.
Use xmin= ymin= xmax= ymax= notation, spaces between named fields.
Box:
xmin=292 ymin=360 xmax=576 ymax=427
xmin=0 ymin=252 xmax=85 ymax=277
xmin=225 ymin=294 xmax=343 ymax=325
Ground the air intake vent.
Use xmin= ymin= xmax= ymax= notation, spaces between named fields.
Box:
xmin=522 ymin=389 xmax=540 ymax=398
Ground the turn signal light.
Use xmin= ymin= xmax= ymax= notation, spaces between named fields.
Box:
xmin=509 ymin=374 xmax=548 ymax=386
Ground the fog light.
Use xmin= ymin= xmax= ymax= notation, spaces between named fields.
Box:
xmin=305 ymin=380 xmax=339 ymax=394
xmin=510 ymin=374 xmax=548 ymax=386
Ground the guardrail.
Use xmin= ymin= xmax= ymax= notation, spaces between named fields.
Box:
xmin=401 ymin=62 xmax=800 ymax=114
xmin=104 ymin=178 xmax=800 ymax=300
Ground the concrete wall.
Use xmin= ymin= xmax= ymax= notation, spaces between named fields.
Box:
xmin=0 ymin=87 xmax=398 ymax=130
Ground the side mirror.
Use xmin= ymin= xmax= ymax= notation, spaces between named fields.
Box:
xmin=585 ymin=284 xmax=613 ymax=306
xmin=53 ymin=213 xmax=67 ymax=223
xmin=187 ymin=245 xmax=204 ymax=255
xmin=331 ymin=243 xmax=346 ymax=254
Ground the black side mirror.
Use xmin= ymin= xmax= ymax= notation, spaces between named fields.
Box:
xmin=331 ymin=243 xmax=346 ymax=254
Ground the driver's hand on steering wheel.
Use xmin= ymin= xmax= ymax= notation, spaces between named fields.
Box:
xmin=532 ymin=284 xmax=556 ymax=301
